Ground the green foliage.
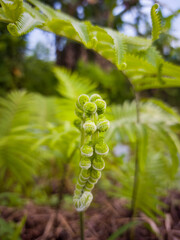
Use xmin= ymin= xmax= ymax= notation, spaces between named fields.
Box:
xmin=0 ymin=0 xmax=23 ymax=22
xmin=23 ymin=56 xmax=58 ymax=96
xmin=0 ymin=0 xmax=151 ymax=70
xmin=0 ymin=0 xmax=180 ymax=92
xmin=0 ymin=216 xmax=26 ymax=240
xmin=0 ymin=23 xmax=57 ymax=97
xmin=124 ymin=52 xmax=180 ymax=91
xmin=54 ymin=67 xmax=97 ymax=99
xmin=77 ymin=61 xmax=133 ymax=104
xmin=0 ymin=192 xmax=24 ymax=207
xmin=107 ymin=221 xmax=137 ymax=240
xmin=0 ymin=0 xmax=180 ymax=232
xmin=104 ymin=99 xmax=180 ymax=219
xmin=0 ymin=91 xmax=39 ymax=186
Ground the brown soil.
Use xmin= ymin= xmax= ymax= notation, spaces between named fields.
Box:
xmin=1 ymin=191 xmax=180 ymax=240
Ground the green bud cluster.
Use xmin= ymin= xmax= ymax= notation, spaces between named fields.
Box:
xmin=73 ymin=94 xmax=110 ymax=212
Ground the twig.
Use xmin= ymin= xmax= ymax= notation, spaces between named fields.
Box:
xmin=58 ymin=212 xmax=76 ymax=236
xmin=37 ymin=212 xmax=56 ymax=240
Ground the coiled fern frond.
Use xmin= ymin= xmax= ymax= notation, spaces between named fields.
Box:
xmin=73 ymin=94 xmax=110 ymax=211
xmin=7 ymin=12 xmax=43 ymax=36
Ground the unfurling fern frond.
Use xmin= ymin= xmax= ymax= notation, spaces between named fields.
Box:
xmin=73 ymin=94 xmax=110 ymax=211
xmin=7 ymin=12 xmax=43 ymax=37
xmin=151 ymin=3 xmax=161 ymax=41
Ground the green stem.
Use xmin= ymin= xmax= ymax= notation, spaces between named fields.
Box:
xmin=79 ymin=119 xmax=85 ymax=240
xmin=130 ymin=91 xmax=140 ymax=239
xmin=79 ymin=211 xmax=85 ymax=240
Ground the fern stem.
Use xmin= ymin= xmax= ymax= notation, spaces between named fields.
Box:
xmin=79 ymin=211 xmax=85 ymax=240
xmin=131 ymin=91 xmax=140 ymax=214
xmin=130 ymin=91 xmax=140 ymax=239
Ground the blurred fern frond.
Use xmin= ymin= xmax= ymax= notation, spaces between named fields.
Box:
xmin=0 ymin=91 xmax=39 ymax=185
xmin=54 ymin=67 xmax=97 ymax=99
xmin=104 ymin=100 xmax=180 ymax=219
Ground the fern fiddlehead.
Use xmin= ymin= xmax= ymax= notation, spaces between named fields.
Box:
xmin=73 ymin=94 xmax=110 ymax=212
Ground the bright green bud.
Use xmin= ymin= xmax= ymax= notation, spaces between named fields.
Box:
xmin=90 ymin=94 xmax=102 ymax=102
xmin=80 ymin=169 xmax=91 ymax=179
xmin=74 ymin=118 xmax=81 ymax=130
xmin=98 ymin=114 xmax=106 ymax=120
xmin=97 ymin=119 xmax=110 ymax=132
xmin=78 ymin=177 xmax=86 ymax=185
xmin=75 ymin=106 xmax=83 ymax=119
xmin=88 ymin=177 xmax=98 ymax=184
xmin=95 ymin=142 xmax=109 ymax=156
xmin=84 ymin=182 xmax=94 ymax=191
xmin=77 ymin=180 xmax=85 ymax=187
xmin=81 ymin=144 xmax=93 ymax=157
xmin=95 ymin=99 xmax=106 ymax=114
xmin=79 ymin=174 xmax=87 ymax=183
xmin=77 ymin=94 xmax=89 ymax=110
xmin=76 ymin=183 xmax=83 ymax=190
xmin=83 ymin=120 xmax=96 ymax=135
xmin=90 ymin=169 xmax=101 ymax=181
xmin=92 ymin=157 xmax=105 ymax=171
xmin=79 ymin=156 xmax=91 ymax=169
xmin=83 ymin=102 xmax=97 ymax=116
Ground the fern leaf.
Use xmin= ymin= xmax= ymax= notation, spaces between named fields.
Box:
xmin=71 ymin=21 xmax=90 ymax=46
xmin=28 ymin=0 xmax=58 ymax=20
xmin=151 ymin=3 xmax=161 ymax=41
xmin=146 ymin=99 xmax=180 ymax=123
xmin=23 ymin=2 xmax=47 ymax=23
xmin=106 ymin=100 xmax=180 ymax=219
xmin=106 ymin=29 xmax=126 ymax=70
xmin=0 ymin=8 xmax=11 ymax=22
xmin=124 ymin=35 xmax=151 ymax=51
xmin=47 ymin=19 xmax=89 ymax=46
xmin=158 ymin=127 xmax=179 ymax=178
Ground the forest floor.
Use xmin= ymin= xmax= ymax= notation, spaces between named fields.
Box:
xmin=0 ymin=190 xmax=180 ymax=240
